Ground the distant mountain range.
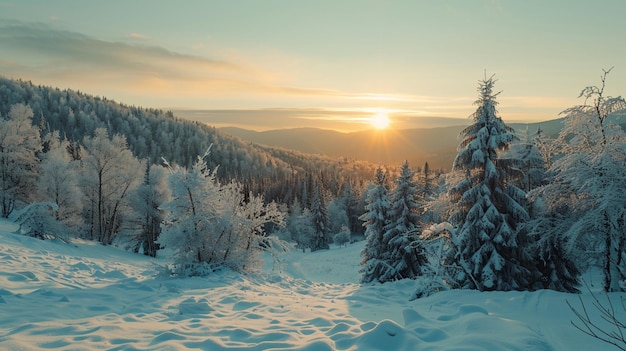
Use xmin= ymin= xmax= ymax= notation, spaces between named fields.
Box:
xmin=220 ymin=119 xmax=565 ymax=171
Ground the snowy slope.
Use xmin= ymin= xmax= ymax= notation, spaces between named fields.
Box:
xmin=0 ymin=217 xmax=622 ymax=350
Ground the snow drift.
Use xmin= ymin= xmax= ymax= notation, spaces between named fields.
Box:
xmin=0 ymin=218 xmax=621 ymax=350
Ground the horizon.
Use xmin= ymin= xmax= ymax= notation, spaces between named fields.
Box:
xmin=1 ymin=1 xmax=625 ymax=132
xmin=173 ymin=108 xmax=565 ymax=133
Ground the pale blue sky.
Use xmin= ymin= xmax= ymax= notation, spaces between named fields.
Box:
xmin=1 ymin=0 xmax=625 ymax=131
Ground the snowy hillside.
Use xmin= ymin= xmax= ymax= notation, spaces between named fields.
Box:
xmin=0 ymin=217 xmax=621 ymax=350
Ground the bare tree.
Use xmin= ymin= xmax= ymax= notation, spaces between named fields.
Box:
xmin=80 ymin=128 xmax=142 ymax=243
xmin=568 ymin=285 xmax=626 ymax=350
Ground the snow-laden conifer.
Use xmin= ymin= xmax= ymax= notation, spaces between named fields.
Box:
xmin=379 ymin=161 xmax=427 ymax=282
xmin=449 ymin=76 xmax=532 ymax=291
xmin=309 ymin=183 xmax=331 ymax=251
xmin=360 ymin=166 xmax=391 ymax=283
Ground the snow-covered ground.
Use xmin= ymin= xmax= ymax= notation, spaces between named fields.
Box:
xmin=0 ymin=217 xmax=622 ymax=350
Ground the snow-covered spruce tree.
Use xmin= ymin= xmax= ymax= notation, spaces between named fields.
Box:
xmin=379 ymin=161 xmax=427 ymax=282
xmin=0 ymin=103 xmax=41 ymax=217
xmin=421 ymin=162 xmax=434 ymax=200
xmin=359 ymin=166 xmax=391 ymax=283
xmin=449 ymin=76 xmax=532 ymax=291
xmin=309 ymin=182 xmax=331 ymax=251
xmin=524 ymin=197 xmax=581 ymax=292
xmin=530 ymin=68 xmax=626 ymax=292
xmin=159 ymin=149 xmax=285 ymax=276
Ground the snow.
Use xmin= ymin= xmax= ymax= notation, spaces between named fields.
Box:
xmin=0 ymin=217 xmax=622 ymax=350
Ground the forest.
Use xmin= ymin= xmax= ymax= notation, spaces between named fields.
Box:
xmin=1 ymin=70 xmax=625 ymax=297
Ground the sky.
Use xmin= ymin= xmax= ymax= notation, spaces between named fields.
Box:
xmin=1 ymin=0 xmax=626 ymax=132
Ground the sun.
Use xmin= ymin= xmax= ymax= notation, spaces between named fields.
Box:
xmin=370 ymin=111 xmax=390 ymax=130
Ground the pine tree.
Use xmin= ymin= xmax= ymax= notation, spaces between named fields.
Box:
xmin=309 ymin=180 xmax=330 ymax=251
xmin=524 ymin=197 xmax=581 ymax=292
xmin=449 ymin=76 xmax=532 ymax=291
xmin=360 ymin=166 xmax=391 ymax=283
xmin=380 ymin=161 xmax=427 ymax=282
xmin=422 ymin=162 xmax=433 ymax=200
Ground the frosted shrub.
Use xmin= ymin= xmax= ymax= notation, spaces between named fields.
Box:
xmin=159 ymin=148 xmax=285 ymax=276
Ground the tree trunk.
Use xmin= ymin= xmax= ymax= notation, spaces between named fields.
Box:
xmin=604 ymin=211 xmax=622 ymax=292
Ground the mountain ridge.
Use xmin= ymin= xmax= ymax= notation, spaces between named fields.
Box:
xmin=220 ymin=119 xmax=565 ymax=170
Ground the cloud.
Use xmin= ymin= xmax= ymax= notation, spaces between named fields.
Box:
xmin=0 ymin=21 xmax=334 ymax=99
xmin=0 ymin=21 xmax=244 ymax=78
xmin=125 ymin=32 xmax=150 ymax=40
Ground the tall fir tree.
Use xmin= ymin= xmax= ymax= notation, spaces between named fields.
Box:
xmin=422 ymin=162 xmax=433 ymax=200
xmin=360 ymin=166 xmax=391 ymax=283
xmin=379 ymin=161 xmax=427 ymax=282
xmin=309 ymin=180 xmax=331 ymax=251
xmin=449 ymin=76 xmax=532 ymax=291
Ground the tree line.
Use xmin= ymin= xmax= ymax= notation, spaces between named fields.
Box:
xmin=0 ymin=77 xmax=443 ymax=273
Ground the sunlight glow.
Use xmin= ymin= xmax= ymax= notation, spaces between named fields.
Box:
xmin=370 ymin=111 xmax=390 ymax=129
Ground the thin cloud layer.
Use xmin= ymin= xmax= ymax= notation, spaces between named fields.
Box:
xmin=0 ymin=21 xmax=244 ymax=79
xmin=0 ymin=21 xmax=349 ymax=104
xmin=125 ymin=33 xmax=150 ymax=40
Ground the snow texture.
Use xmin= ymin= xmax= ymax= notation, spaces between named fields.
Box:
xmin=0 ymin=217 xmax=621 ymax=350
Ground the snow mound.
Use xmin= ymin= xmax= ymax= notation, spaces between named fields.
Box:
xmin=0 ymin=218 xmax=622 ymax=350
